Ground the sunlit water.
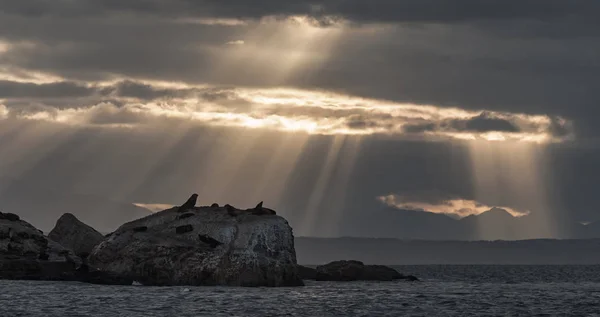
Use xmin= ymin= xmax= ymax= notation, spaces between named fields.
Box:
xmin=2 ymin=265 xmax=600 ymax=316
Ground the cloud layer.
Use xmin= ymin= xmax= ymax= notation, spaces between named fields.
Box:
xmin=378 ymin=193 xmax=530 ymax=218
xmin=0 ymin=80 xmax=572 ymax=142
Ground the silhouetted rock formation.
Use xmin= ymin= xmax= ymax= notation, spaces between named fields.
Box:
xmin=88 ymin=204 xmax=303 ymax=287
xmin=0 ymin=214 xmax=81 ymax=280
xmin=0 ymin=212 xmax=132 ymax=285
xmin=211 ymin=203 xmax=219 ymax=208
xmin=48 ymin=213 xmax=104 ymax=256
xmin=178 ymin=194 xmax=198 ymax=213
xmin=315 ymin=260 xmax=418 ymax=282
xmin=297 ymin=265 xmax=318 ymax=280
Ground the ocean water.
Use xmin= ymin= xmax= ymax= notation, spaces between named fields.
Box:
xmin=2 ymin=265 xmax=600 ymax=316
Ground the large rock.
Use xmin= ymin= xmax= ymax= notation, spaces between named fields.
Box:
xmin=88 ymin=204 xmax=303 ymax=287
xmin=48 ymin=213 xmax=104 ymax=256
xmin=0 ymin=212 xmax=82 ymax=280
xmin=315 ymin=260 xmax=418 ymax=282
xmin=0 ymin=212 xmax=132 ymax=284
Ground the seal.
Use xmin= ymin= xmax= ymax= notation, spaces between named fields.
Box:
xmin=178 ymin=194 xmax=198 ymax=213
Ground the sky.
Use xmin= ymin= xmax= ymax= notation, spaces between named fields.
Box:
xmin=0 ymin=1 xmax=598 ymax=238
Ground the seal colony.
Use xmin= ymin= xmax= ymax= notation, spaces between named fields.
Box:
xmin=177 ymin=194 xmax=276 ymax=217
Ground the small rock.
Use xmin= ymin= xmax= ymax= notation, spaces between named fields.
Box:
xmin=210 ymin=203 xmax=219 ymax=208
xmin=315 ymin=260 xmax=414 ymax=282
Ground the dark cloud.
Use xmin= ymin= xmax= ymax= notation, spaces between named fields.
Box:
xmin=453 ymin=112 xmax=521 ymax=133
xmin=0 ymin=79 xmax=240 ymax=103
xmin=0 ymin=80 xmax=93 ymax=99
xmin=1 ymin=0 xmax=599 ymax=25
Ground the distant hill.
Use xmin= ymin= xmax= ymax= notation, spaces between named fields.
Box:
xmin=0 ymin=177 xmax=152 ymax=232
xmin=295 ymin=237 xmax=600 ymax=265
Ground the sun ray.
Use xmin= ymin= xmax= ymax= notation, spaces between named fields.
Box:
xmin=299 ymin=134 xmax=347 ymax=236
xmin=468 ymin=140 xmax=555 ymax=239
xmin=191 ymin=128 xmax=266 ymax=205
xmin=322 ymin=135 xmax=363 ymax=237
xmin=100 ymin=123 xmax=199 ymax=202
xmin=246 ymin=132 xmax=311 ymax=207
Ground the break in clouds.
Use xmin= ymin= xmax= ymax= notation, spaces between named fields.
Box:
xmin=0 ymin=79 xmax=572 ymax=142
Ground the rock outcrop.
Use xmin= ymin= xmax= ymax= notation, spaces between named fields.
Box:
xmin=48 ymin=213 xmax=105 ymax=256
xmin=315 ymin=260 xmax=419 ymax=282
xmin=0 ymin=212 xmax=131 ymax=285
xmin=88 ymin=203 xmax=303 ymax=287
xmin=0 ymin=212 xmax=81 ymax=280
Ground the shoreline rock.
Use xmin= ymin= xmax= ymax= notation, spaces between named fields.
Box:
xmin=314 ymin=260 xmax=419 ymax=282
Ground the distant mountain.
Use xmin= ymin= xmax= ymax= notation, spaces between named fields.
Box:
xmin=0 ymin=177 xmax=152 ymax=232
xmin=342 ymin=205 xmax=596 ymax=241
xmin=461 ymin=207 xmax=515 ymax=223
xmin=295 ymin=237 xmax=600 ymax=265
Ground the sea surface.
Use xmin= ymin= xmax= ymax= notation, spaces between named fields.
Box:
xmin=2 ymin=265 xmax=600 ymax=316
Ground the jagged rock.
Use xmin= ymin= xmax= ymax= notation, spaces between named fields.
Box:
xmin=48 ymin=213 xmax=104 ymax=256
xmin=297 ymin=265 xmax=318 ymax=280
xmin=132 ymin=226 xmax=148 ymax=232
xmin=255 ymin=201 xmax=263 ymax=209
xmin=88 ymin=205 xmax=303 ymax=287
xmin=177 ymin=213 xmax=195 ymax=220
xmin=198 ymin=234 xmax=222 ymax=248
xmin=315 ymin=260 xmax=418 ymax=282
xmin=178 ymin=194 xmax=198 ymax=213
xmin=0 ymin=215 xmax=83 ymax=280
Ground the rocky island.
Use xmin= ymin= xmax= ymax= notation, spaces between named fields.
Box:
xmin=1 ymin=195 xmax=416 ymax=287
xmin=88 ymin=201 xmax=303 ymax=287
